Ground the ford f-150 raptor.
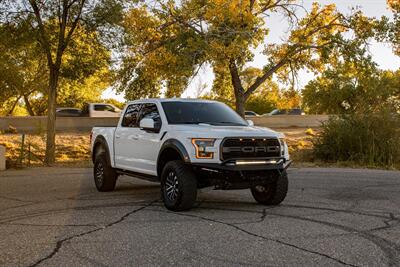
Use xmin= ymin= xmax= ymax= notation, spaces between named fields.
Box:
xmin=91 ymin=99 xmax=291 ymax=211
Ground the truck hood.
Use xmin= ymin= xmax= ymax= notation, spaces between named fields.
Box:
xmin=168 ymin=124 xmax=283 ymax=138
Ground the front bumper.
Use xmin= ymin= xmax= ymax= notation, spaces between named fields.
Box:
xmin=192 ymin=158 xmax=292 ymax=172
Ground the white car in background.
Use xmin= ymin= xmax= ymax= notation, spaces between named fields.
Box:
xmin=81 ymin=103 xmax=121 ymax=117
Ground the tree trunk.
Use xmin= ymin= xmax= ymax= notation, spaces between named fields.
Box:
xmin=228 ymin=60 xmax=247 ymax=118
xmin=44 ymin=68 xmax=59 ymax=165
xmin=7 ymin=96 xmax=21 ymax=116
xmin=23 ymin=95 xmax=35 ymax=116
xmin=235 ymin=93 xmax=246 ymax=118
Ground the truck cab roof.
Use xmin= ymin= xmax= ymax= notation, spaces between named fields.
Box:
xmin=126 ymin=98 xmax=218 ymax=105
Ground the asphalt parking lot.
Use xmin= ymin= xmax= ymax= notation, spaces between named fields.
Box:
xmin=0 ymin=167 xmax=399 ymax=267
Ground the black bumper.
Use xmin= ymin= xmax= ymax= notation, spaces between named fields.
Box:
xmin=191 ymin=159 xmax=292 ymax=172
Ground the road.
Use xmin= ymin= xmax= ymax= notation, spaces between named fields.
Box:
xmin=0 ymin=167 xmax=399 ymax=267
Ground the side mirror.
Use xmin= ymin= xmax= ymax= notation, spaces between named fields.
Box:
xmin=247 ymin=120 xmax=254 ymax=126
xmin=140 ymin=118 xmax=160 ymax=132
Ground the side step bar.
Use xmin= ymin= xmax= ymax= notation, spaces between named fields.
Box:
xmin=116 ymin=169 xmax=159 ymax=183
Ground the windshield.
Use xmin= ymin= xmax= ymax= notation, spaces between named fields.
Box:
xmin=161 ymin=101 xmax=247 ymax=126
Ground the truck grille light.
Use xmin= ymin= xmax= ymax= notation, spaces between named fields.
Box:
xmin=236 ymin=160 xmax=276 ymax=165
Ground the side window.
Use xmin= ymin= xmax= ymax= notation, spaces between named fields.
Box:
xmin=94 ymin=105 xmax=105 ymax=111
xmin=121 ymin=104 xmax=141 ymax=127
xmin=94 ymin=104 xmax=115 ymax=112
xmin=105 ymin=105 xmax=116 ymax=112
xmin=139 ymin=103 xmax=162 ymax=129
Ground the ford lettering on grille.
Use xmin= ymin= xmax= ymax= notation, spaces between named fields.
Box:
xmin=221 ymin=138 xmax=281 ymax=160
xmin=222 ymin=146 xmax=280 ymax=153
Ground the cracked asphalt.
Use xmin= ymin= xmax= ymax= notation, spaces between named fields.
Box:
xmin=0 ymin=167 xmax=399 ymax=267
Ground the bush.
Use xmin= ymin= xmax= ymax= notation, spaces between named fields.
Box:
xmin=313 ymin=110 xmax=400 ymax=168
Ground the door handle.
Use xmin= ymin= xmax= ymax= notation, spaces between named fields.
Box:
xmin=128 ymin=134 xmax=139 ymax=140
xmin=115 ymin=135 xmax=121 ymax=139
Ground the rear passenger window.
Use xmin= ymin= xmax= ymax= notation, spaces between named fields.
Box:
xmin=121 ymin=104 xmax=141 ymax=127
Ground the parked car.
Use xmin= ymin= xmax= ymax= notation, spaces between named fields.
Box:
xmin=81 ymin=103 xmax=121 ymax=117
xmin=91 ymin=98 xmax=290 ymax=211
xmin=244 ymin=110 xmax=259 ymax=117
xmin=264 ymin=108 xmax=305 ymax=116
xmin=56 ymin=108 xmax=82 ymax=117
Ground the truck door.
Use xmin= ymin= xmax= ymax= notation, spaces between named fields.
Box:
xmin=114 ymin=103 xmax=143 ymax=171
xmin=135 ymin=103 xmax=163 ymax=176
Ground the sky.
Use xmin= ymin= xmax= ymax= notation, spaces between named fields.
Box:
xmin=103 ymin=0 xmax=400 ymax=101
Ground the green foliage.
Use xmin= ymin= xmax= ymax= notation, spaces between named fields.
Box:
xmin=103 ymin=98 xmax=126 ymax=109
xmin=245 ymin=96 xmax=276 ymax=115
xmin=117 ymin=0 xmax=386 ymax=114
xmin=303 ymin=60 xmax=400 ymax=114
xmin=386 ymin=0 xmax=400 ymax=55
xmin=57 ymin=68 xmax=111 ymax=109
xmin=0 ymin=23 xmax=47 ymax=103
xmin=313 ymin=110 xmax=400 ymax=168
xmin=0 ymin=20 xmax=112 ymax=115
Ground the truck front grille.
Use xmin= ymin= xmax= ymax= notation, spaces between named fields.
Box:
xmin=221 ymin=137 xmax=281 ymax=161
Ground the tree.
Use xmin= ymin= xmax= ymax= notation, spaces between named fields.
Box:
xmin=0 ymin=0 xmax=123 ymax=164
xmin=303 ymin=60 xmax=400 ymax=114
xmin=117 ymin=0 xmax=379 ymax=117
xmin=0 ymin=21 xmax=112 ymax=116
xmin=387 ymin=0 xmax=400 ymax=55
xmin=0 ymin=23 xmax=47 ymax=115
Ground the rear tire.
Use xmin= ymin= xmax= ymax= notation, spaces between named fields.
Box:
xmin=161 ymin=160 xmax=197 ymax=211
xmin=251 ymin=170 xmax=288 ymax=205
xmin=93 ymin=153 xmax=117 ymax=192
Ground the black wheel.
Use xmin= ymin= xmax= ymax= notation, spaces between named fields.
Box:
xmin=251 ymin=170 xmax=288 ymax=205
xmin=161 ymin=160 xmax=197 ymax=211
xmin=93 ymin=153 xmax=117 ymax=192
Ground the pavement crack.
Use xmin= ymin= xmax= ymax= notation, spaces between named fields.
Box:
xmin=28 ymin=199 xmax=158 ymax=267
xmin=0 ymin=195 xmax=36 ymax=204
xmin=166 ymin=211 xmax=360 ymax=267
xmin=233 ymin=208 xmax=268 ymax=225
xmin=367 ymin=213 xmax=400 ymax=233
xmin=282 ymin=203 xmax=400 ymax=223
xmin=266 ymin=211 xmax=400 ymax=267
xmin=0 ymin=200 xmax=156 ymax=224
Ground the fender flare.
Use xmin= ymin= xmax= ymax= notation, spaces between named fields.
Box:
xmin=92 ymin=135 xmax=112 ymax=165
xmin=157 ymin=139 xmax=191 ymax=164
xmin=156 ymin=139 xmax=191 ymax=177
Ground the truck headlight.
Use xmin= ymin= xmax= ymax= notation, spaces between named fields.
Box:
xmin=191 ymin=138 xmax=215 ymax=159
xmin=279 ymin=138 xmax=286 ymax=156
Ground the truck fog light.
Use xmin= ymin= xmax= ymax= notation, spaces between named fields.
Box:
xmin=192 ymin=138 xmax=215 ymax=159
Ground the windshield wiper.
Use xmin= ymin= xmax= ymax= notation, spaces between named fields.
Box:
xmin=175 ymin=121 xmax=202 ymax=124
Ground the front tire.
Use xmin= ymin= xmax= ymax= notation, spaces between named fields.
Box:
xmin=93 ymin=153 xmax=117 ymax=192
xmin=161 ymin=160 xmax=197 ymax=211
xmin=251 ymin=170 xmax=288 ymax=205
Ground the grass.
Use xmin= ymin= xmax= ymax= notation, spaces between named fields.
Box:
xmin=0 ymin=133 xmax=91 ymax=168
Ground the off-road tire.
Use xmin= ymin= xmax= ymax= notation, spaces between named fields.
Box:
xmin=251 ymin=170 xmax=288 ymax=205
xmin=93 ymin=152 xmax=117 ymax=192
xmin=161 ymin=160 xmax=197 ymax=211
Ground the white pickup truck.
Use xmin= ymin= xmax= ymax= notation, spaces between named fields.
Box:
xmin=91 ymin=98 xmax=291 ymax=211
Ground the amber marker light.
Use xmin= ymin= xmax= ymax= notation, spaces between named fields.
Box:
xmin=191 ymin=138 xmax=216 ymax=159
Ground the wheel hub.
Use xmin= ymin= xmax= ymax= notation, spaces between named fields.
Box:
xmin=165 ymin=171 xmax=179 ymax=201
xmin=255 ymin=185 xmax=267 ymax=192
xmin=96 ymin=163 xmax=104 ymax=185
